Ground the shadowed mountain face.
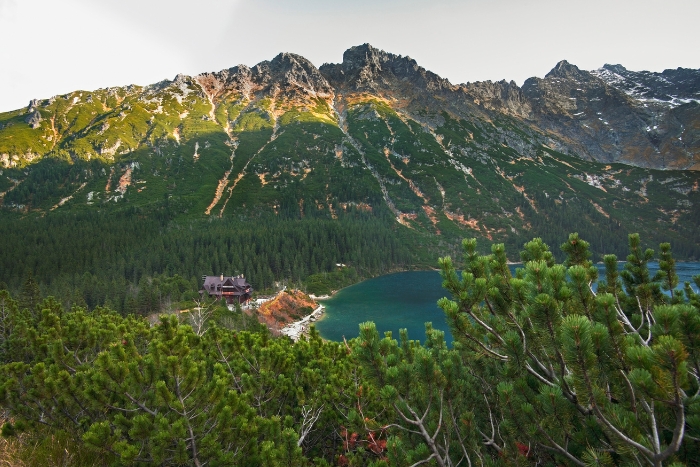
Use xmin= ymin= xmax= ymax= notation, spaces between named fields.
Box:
xmin=1 ymin=44 xmax=699 ymax=259
xmin=320 ymin=44 xmax=453 ymax=94
xmin=519 ymin=60 xmax=700 ymax=169
xmin=593 ymin=64 xmax=700 ymax=105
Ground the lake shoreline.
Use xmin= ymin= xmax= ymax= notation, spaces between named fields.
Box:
xmin=279 ymin=304 xmax=326 ymax=341
xmin=315 ymin=263 xmax=700 ymax=344
xmin=315 ymin=270 xmax=453 ymax=344
xmin=310 ymin=267 xmax=442 ymax=299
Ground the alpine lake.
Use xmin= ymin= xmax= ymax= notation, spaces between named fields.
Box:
xmin=315 ymin=263 xmax=700 ymax=346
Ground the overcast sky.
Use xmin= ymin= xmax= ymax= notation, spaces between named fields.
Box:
xmin=1 ymin=0 xmax=698 ymax=112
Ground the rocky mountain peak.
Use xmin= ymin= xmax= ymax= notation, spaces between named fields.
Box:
xmin=1 ymin=45 xmax=698 ymax=172
xmin=592 ymin=63 xmax=700 ymax=107
xmin=601 ymin=63 xmax=628 ymax=74
xmin=320 ymin=44 xmax=452 ymax=94
xmin=319 ymin=43 xmax=396 ymax=91
xmin=193 ymin=52 xmax=333 ymax=103
xmin=340 ymin=43 xmax=387 ymax=74
xmin=460 ymin=79 xmax=531 ymax=117
xmin=545 ymin=60 xmax=592 ymax=82
xmin=254 ymin=52 xmax=333 ymax=97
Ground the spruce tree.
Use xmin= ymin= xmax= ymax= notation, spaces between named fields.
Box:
xmin=18 ymin=272 xmax=41 ymax=318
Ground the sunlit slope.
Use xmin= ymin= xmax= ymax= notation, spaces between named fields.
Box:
xmin=1 ymin=48 xmax=699 ymax=258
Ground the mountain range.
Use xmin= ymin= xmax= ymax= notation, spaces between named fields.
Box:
xmin=1 ymin=44 xmax=699 ymax=271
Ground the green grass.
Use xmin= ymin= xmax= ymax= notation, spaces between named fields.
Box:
xmin=0 ymin=110 xmax=52 ymax=162
xmin=233 ymin=110 xmax=273 ymax=132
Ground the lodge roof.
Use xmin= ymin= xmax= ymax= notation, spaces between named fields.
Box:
xmin=200 ymin=275 xmax=252 ymax=296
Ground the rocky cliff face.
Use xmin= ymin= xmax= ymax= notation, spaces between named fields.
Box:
xmin=2 ymin=44 xmax=698 ymax=170
xmin=319 ymin=46 xmax=700 ymax=170
xmin=592 ymin=64 xmax=700 ymax=106
xmin=460 ymin=80 xmax=531 ymax=117
xmin=320 ymin=44 xmax=453 ymax=95
xmin=517 ymin=61 xmax=700 ymax=169
xmin=196 ymin=52 xmax=334 ymax=103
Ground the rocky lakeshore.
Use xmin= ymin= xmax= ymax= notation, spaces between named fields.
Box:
xmin=255 ymin=289 xmax=321 ymax=337
xmin=280 ymin=305 xmax=325 ymax=341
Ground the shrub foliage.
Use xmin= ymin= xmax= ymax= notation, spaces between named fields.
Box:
xmin=0 ymin=233 xmax=698 ymax=466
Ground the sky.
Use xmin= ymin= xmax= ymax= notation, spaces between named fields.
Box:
xmin=1 ymin=0 xmax=698 ymax=112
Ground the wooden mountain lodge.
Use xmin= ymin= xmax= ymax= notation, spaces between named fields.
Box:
xmin=200 ymin=274 xmax=253 ymax=305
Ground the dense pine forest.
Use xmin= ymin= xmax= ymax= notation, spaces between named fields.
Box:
xmin=0 ymin=206 xmax=417 ymax=314
xmin=0 ymin=233 xmax=699 ymax=466
xmin=2 ymin=164 xmax=698 ymax=316
xmin=4 ymin=183 xmax=690 ymax=318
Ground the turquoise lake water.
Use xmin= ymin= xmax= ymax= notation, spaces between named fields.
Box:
xmin=315 ymin=263 xmax=700 ymax=346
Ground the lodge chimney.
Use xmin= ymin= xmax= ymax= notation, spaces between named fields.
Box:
xmin=220 ymin=274 xmax=224 ymax=281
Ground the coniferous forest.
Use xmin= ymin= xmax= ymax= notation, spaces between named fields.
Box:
xmin=0 ymin=208 xmax=416 ymax=314
xmin=1 ymin=233 xmax=699 ymax=466
xmin=1 ymin=188 xmax=698 ymax=317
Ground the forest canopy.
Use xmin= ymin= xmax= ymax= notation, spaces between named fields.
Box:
xmin=0 ymin=233 xmax=698 ymax=466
